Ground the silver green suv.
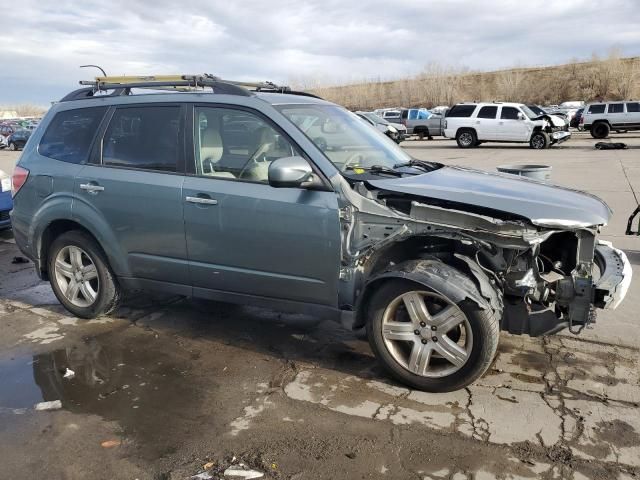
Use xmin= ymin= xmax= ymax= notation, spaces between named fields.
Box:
xmin=11 ymin=75 xmax=631 ymax=392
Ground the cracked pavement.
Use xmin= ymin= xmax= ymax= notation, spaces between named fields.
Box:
xmin=1 ymin=134 xmax=639 ymax=479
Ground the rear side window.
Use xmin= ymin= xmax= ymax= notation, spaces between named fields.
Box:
xmin=588 ymin=104 xmax=606 ymax=114
xmin=477 ymin=106 xmax=498 ymax=119
xmin=102 ymin=106 xmax=181 ymax=172
xmin=39 ymin=107 xmax=107 ymax=164
xmin=500 ymin=107 xmax=520 ymax=120
xmin=446 ymin=105 xmax=476 ymax=118
xmin=626 ymin=102 xmax=640 ymax=112
xmin=608 ymin=103 xmax=624 ymax=114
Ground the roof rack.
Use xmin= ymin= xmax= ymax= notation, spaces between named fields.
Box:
xmin=60 ymin=74 xmax=320 ymax=102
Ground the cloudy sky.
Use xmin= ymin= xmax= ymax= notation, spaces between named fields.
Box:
xmin=1 ymin=0 xmax=639 ymax=105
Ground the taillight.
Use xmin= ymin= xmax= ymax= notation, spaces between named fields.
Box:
xmin=12 ymin=166 xmax=29 ymax=197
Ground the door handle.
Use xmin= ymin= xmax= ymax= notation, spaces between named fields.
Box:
xmin=80 ymin=183 xmax=105 ymax=194
xmin=186 ymin=196 xmax=218 ymax=205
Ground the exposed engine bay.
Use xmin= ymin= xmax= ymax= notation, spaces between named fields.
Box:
xmin=337 ymin=175 xmax=631 ymax=337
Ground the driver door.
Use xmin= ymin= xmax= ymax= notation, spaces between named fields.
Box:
xmin=182 ymin=105 xmax=341 ymax=306
xmin=498 ymin=106 xmax=531 ymax=141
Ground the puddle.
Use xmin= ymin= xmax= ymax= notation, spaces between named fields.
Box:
xmin=0 ymin=331 xmax=205 ymax=459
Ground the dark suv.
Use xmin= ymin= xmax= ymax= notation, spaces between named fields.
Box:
xmin=10 ymin=75 xmax=631 ymax=392
xmin=6 ymin=129 xmax=32 ymax=150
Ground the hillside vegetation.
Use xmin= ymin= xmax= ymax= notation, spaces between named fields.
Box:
xmin=306 ymin=55 xmax=640 ymax=110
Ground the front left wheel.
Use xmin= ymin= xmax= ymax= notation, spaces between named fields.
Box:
xmin=367 ymin=273 xmax=500 ymax=392
xmin=530 ymin=131 xmax=550 ymax=149
xmin=48 ymin=231 xmax=121 ymax=319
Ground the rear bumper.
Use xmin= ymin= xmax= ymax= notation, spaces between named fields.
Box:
xmin=594 ymin=240 xmax=632 ymax=310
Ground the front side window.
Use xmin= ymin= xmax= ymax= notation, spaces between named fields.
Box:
xmin=608 ymin=103 xmax=624 ymax=114
xmin=500 ymin=107 xmax=520 ymax=120
xmin=194 ymin=107 xmax=298 ymax=183
xmin=589 ymin=104 xmax=606 ymax=114
xmin=477 ymin=106 xmax=498 ymax=119
xmin=277 ymin=104 xmax=411 ymax=174
xmin=39 ymin=107 xmax=107 ymax=164
xmin=102 ymin=106 xmax=181 ymax=172
xmin=626 ymin=102 xmax=640 ymax=113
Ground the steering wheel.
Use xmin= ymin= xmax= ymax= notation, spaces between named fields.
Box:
xmin=341 ymin=152 xmax=366 ymax=172
xmin=238 ymin=142 xmax=273 ymax=178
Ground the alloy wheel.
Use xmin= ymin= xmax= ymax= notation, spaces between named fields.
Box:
xmin=53 ymin=246 xmax=99 ymax=308
xmin=381 ymin=291 xmax=473 ymax=378
xmin=459 ymin=132 xmax=473 ymax=146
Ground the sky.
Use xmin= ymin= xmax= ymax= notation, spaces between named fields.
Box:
xmin=0 ymin=0 xmax=639 ymax=105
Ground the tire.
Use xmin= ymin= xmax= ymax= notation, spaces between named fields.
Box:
xmin=366 ymin=270 xmax=500 ymax=392
xmin=8 ymin=142 xmax=16 ymax=151
xmin=529 ymin=131 xmax=550 ymax=149
xmin=591 ymin=122 xmax=610 ymax=139
xmin=47 ymin=230 xmax=121 ymax=319
xmin=456 ymin=129 xmax=477 ymax=148
xmin=417 ymin=130 xmax=427 ymax=140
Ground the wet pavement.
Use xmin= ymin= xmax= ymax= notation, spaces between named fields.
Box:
xmin=1 ymin=135 xmax=640 ymax=479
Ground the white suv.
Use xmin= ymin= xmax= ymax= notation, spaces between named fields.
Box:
xmin=444 ymin=102 xmax=571 ymax=149
xmin=581 ymin=101 xmax=640 ymax=139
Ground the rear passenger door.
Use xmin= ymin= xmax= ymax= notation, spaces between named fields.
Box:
xmin=473 ymin=106 xmax=499 ymax=140
xmin=626 ymin=102 xmax=640 ymax=129
xmin=74 ymin=104 xmax=190 ymax=289
xmin=607 ymin=103 xmax=625 ymax=129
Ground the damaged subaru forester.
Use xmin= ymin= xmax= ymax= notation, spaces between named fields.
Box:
xmin=11 ymin=75 xmax=631 ymax=392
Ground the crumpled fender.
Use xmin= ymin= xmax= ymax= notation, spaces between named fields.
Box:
xmin=353 ymin=259 xmax=492 ymax=329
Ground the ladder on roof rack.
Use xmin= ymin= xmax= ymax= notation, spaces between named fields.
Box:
xmin=61 ymin=74 xmax=292 ymax=102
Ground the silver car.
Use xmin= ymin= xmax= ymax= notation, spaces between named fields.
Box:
xmin=11 ymin=74 xmax=631 ymax=392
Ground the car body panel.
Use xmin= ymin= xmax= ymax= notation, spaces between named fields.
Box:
xmin=183 ymin=176 xmax=341 ymax=306
xmin=367 ymin=165 xmax=612 ymax=227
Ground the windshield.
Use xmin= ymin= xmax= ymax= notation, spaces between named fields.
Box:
xmin=520 ymin=105 xmax=539 ymax=120
xmin=528 ymin=105 xmax=545 ymax=116
xmin=277 ymin=105 xmax=411 ymax=173
xmin=363 ymin=112 xmax=389 ymax=125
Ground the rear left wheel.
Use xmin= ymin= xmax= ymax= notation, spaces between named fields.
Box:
xmin=8 ymin=142 xmax=16 ymax=151
xmin=48 ymin=231 xmax=121 ymax=319
xmin=367 ymin=275 xmax=499 ymax=392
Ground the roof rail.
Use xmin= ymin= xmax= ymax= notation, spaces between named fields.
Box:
xmin=60 ymin=74 xmax=302 ymax=102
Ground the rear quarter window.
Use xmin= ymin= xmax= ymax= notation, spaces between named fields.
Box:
xmin=626 ymin=102 xmax=640 ymax=113
xmin=588 ymin=104 xmax=606 ymax=114
xmin=39 ymin=107 xmax=108 ymax=164
xmin=446 ymin=105 xmax=476 ymax=118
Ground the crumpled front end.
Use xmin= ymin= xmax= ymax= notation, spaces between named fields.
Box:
xmin=337 ymin=175 xmax=631 ymax=337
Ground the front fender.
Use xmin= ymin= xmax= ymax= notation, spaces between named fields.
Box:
xmin=353 ymin=259 xmax=492 ymax=330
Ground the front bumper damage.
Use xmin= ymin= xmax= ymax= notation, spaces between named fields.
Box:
xmin=336 ymin=176 xmax=630 ymax=337
xmin=594 ymin=240 xmax=632 ymax=310
xmin=551 ymin=130 xmax=571 ymax=144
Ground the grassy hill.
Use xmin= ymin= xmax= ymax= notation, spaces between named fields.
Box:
xmin=309 ymin=56 xmax=640 ymax=110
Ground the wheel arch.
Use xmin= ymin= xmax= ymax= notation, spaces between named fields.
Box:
xmin=353 ymin=257 xmax=496 ymax=330
xmin=456 ymin=126 xmax=477 ymax=137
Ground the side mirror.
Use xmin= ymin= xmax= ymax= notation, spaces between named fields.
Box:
xmin=268 ymin=156 xmax=314 ymax=188
xmin=517 ymin=112 xmax=526 ymax=120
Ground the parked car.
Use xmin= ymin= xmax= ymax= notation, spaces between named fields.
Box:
xmin=380 ymin=110 xmax=402 ymax=122
xmin=6 ymin=129 xmax=32 ymax=150
xmin=356 ymin=111 xmax=407 ymax=143
xmin=581 ymin=101 xmax=640 ymax=138
xmin=11 ymin=75 xmax=630 ymax=392
xmin=0 ymin=123 xmax=17 ymax=139
xmin=0 ymin=169 xmax=12 ymax=229
xmin=570 ymin=108 xmax=584 ymax=129
xmin=0 ymin=135 xmax=6 ymax=149
xmin=400 ymin=108 xmax=445 ymax=139
xmin=444 ymin=102 xmax=571 ymax=149
xmin=527 ymin=105 xmax=568 ymax=131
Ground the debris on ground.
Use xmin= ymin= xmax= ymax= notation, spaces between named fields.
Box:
xmin=191 ymin=473 xmax=214 ymax=480
xmin=223 ymin=464 xmax=264 ymax=479
xmin=595 ymin=142 xmax=627 ymax=150
xmin=63 ymin=368 xmax=75 ymax=379
xmin=34 ymin=400 xmax=62 ymax=411
xmin=11 ymin=256 xmax=29 ymax=264
xmin=203 ymin=462 xmax=215 ymax=470
xmin=101 ymin=440 xmax=121 ymax=449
